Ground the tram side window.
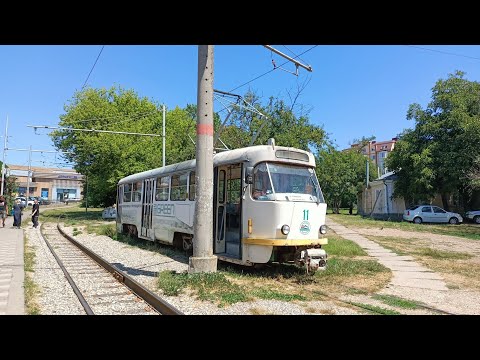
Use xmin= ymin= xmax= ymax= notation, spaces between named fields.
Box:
xmin=132 ymin=181 xmax=142 ymax=202
xmin=118 ymin=186 xmax=123 ymax=204
xmin=252 ymin=163 xmax=272 ymax=200
xmin=124 ymin=183 xmax=132 ymax=202
xmin=155 ymin=176 xmax=169 ymax=201
xmin=189 ymin=171 xmax=196 ymax=201
xmin=171 ymin=173 xmax=188 ymax=201
xmin=227 ymin=165 xmax=242 ymax=204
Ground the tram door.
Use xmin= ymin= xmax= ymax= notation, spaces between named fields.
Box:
xmin=214 ymin=168 xmax=226 ymax=253
xmin=214 ymin=164 xmax=242 ymax=258
xmin=141 ymin=178 xmax=155 ymax=239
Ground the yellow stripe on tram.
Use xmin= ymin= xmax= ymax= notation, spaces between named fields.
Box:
xmin=242 ymin=238 xmax=328 ymax=246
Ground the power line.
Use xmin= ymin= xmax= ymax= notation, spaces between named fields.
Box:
xmin=405 ymin=45 xmax=480 ymax=62
xmin=81 ymin=46 xmax=105 ymax=90
xmin=229 ymin=45 xmax=319 ymax=93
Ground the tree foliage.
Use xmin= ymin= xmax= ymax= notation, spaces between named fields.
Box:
xmin=1 ymin=162 xmax=17 ymax=206
xmin=316 ymin=145 xmax=377 ymax=213
xmin=218 ymin=91 xmax=326 ymax=155
xmin=51 ymin=86 xmax=197 ymax=207
xmin=51 ymin=87 xmax=328 ymax=207
xmin=386 ymin=71 xmax=480 ymax=210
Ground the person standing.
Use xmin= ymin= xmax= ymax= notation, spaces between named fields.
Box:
xmin=31 ymin=198 xmax=40 ymax=228
xmin=0 ymin=196 xmax=7 ymax=228
xmin=13 ymin=199 xmax=23 ymax=229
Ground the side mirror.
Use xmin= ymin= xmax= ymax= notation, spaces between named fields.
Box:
xmin=245 ymin=166 xmax=254 ymax=184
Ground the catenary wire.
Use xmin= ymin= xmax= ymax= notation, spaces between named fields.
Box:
xmin=81 ymin=46 xmax=105 ymax=90
xmin=405 ymin=45 xmax=480 ymax=62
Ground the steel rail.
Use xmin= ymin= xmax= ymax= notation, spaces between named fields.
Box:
xmin=40 ymin=222 xmax=95 ymax=315
xmin=56 ymin=223 xmax=183 ymax=315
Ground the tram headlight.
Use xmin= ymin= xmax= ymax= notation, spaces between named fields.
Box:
xmin=319 ymin=225 xmax=327 ymax=234
xmin=281 ymin=225 xmax=290 ymax=235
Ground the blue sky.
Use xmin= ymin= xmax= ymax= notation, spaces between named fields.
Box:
xmin=1 ymin=45 xmax=480 ymax=169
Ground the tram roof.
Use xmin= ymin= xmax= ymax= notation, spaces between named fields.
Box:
xmin=118 ymin=144 xmax=315 ymax=185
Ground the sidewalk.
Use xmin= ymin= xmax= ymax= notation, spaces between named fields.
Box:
xmin=326 ymin=217 xmax=448 ymax=291
xmin=0 ymin=215 xmax=25 ymax=315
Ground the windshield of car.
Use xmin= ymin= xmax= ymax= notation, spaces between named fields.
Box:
xmin=407 ymin=205 xmax=420 ymax=210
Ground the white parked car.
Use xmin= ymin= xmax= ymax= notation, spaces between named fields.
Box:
xmin=102 ymin=207 xmax=117 ymax=220
xmin=15 ymin=196 xmax=34 ymax=206
xmin=403 ymin=205 xmax=463 ymax=224
xmin=64 ymin=197 xmax=81 ymax=204
xmin=465 ymin=210 xmax=480 ymax=224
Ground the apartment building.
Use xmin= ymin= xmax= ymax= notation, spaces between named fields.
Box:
xmin=6 ymin=164 xmax=84 ymax=202
xmin=350 ymin=138 xmax=397 ymax=175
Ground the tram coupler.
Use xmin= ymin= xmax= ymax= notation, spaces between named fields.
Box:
xmin=300 ymin=248 xmax=327 ymax=274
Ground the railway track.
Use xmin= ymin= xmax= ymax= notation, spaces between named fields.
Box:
xmin=39 ymin=221 xmax=183 ymax=315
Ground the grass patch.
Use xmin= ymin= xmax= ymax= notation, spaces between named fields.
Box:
xmin=372 ymin=294 xmax=421 ymax=309
xmin=350 ymin=302 xmax=401 ymax=315
xmin=24 ymin=235 xmax=40 ymax=315
xmin=40 ymin=206 xmax=104 ymax=225
xmin=329 ymin=213 xmax=480 ymax=241
xmin=157 ymin=270 xmax=187 ymax=296
xmin=188 ymin=272 xmax=249 ymax=306
xmin=413 ymin=248 xmax=473 ymax=260
xmin=251 ymin=288 xmax=306 ymax=301
xmin=86 ymin=223 xmax=117 ymax=238
xmin=323 ymin=234 xmax=367 ymax=257
xmin=316 ymin=258 xmax=389 ymax=279
xmin=158 ymin=269 xmax=310 ymax=307
xmin=346 ymin=287 xmax=369 ymax=295
xmin=158 ymin=270 xmax=249 ymax=307
xmin=219 ymin=256 xmax=391 ymax=298
xmin=419 ymin=258 xmax=480 ymax=290
xmin=365 ymin=235 xmax=416 ymax=256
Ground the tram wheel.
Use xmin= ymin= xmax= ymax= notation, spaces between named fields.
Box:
xmin=182 ymin=235 xmax=193 ymax=254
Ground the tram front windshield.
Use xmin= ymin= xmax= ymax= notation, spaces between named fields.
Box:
xmin=252 ymin=162 xmax=325 ymax=202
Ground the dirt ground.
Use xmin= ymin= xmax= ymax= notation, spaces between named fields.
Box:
xmin=354 ymin=227 xmax=480 ymax=256
xmin=339 ymin=226 xmax=480 ymax=314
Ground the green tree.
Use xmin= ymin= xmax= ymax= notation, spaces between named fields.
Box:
xmin=52 ymin=87 xmax=328 ymax=207
xmin=51 ymin=86 xmax=197 ymax=207
xmin=1 ymin=162 xmax=17 ymax=207
xmin=316 ymin=145 xmax=377 ymax=213
xmin=387 ymin=71 xmax=480 ymax=210
xmin=218 ymin=91 xmax=327 ymax=155
xmin=467 ymin=156 xmax=480 ymax=191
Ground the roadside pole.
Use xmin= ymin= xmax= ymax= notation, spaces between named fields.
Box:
xmin=189 ymin=45 xmax=217 ymax=273
xmin=1 ymin=115 xmax=8 ymax=196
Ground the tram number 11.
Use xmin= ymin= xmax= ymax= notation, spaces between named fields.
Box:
xmin=303 ymin=209 xmax=309 ymax=221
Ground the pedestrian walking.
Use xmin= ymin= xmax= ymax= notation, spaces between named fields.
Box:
xmin=13 ymin=199 xmax=23 ymax=229
xmin=31 ymin=198 xmax=40 ymax=228
xmin=0 ymin=196 xmax=7 ymax=228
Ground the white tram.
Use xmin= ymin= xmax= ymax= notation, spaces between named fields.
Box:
xmin=116 ymin=140 xmax=328 ymax=273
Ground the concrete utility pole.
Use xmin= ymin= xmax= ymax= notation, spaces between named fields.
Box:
xmin=26 ymin=145 xmax=32 ymax=201
xmin=163 ymin=105 xmax=166 ymax=167
xmin=85 ymin=174 xmax=88 ymax=212
xmin=1 ymin=115 xmax=8 ymax=196
xmin=189 ymin=45 xmax=217 ymax=274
